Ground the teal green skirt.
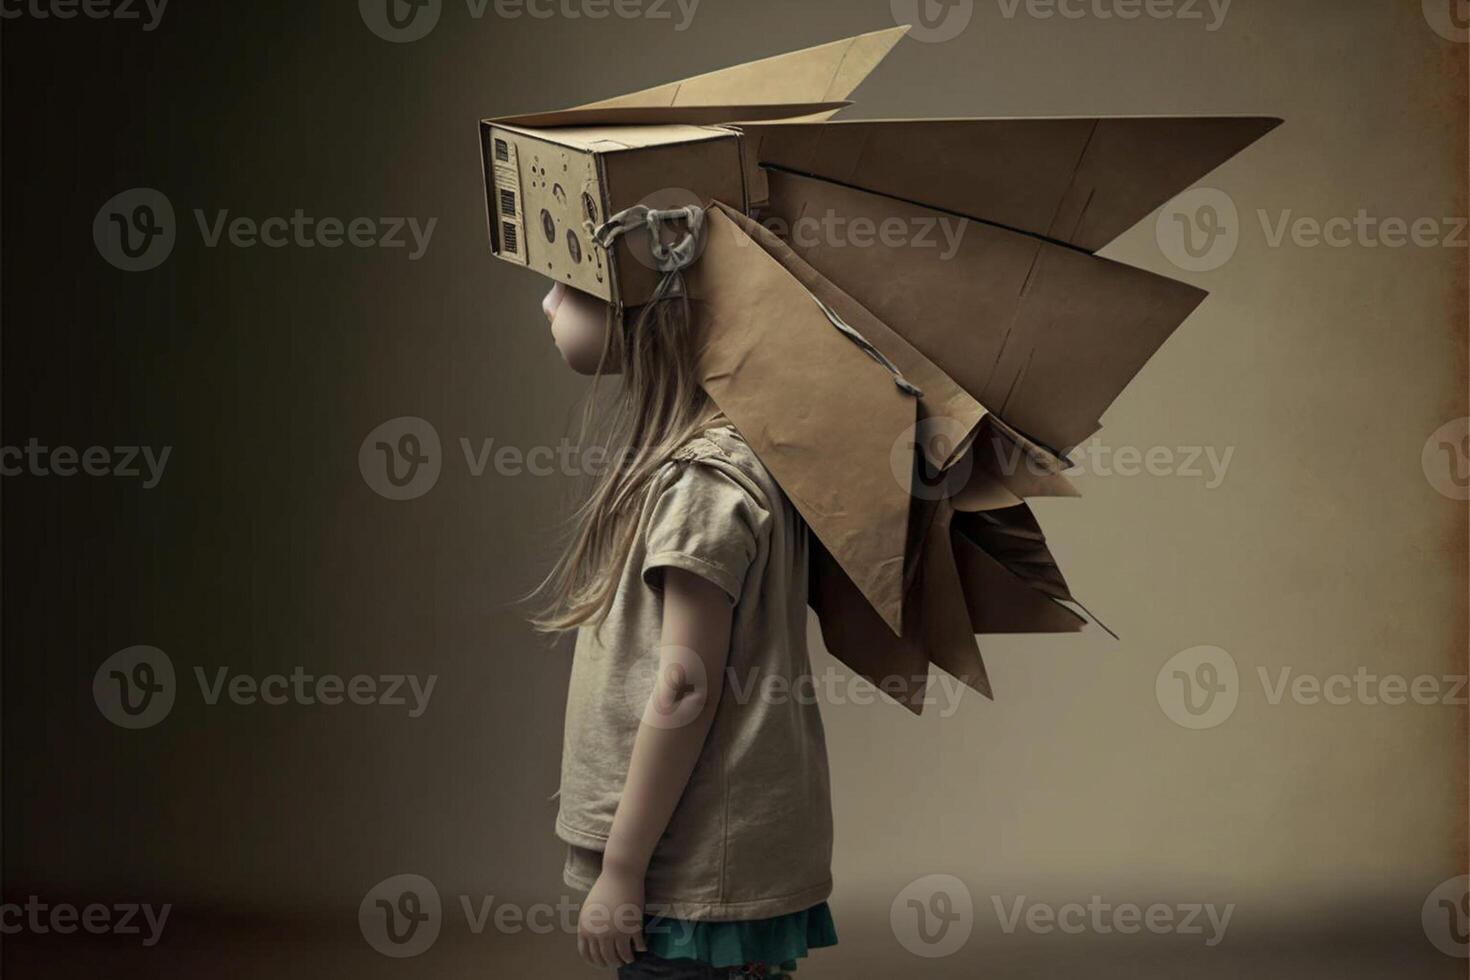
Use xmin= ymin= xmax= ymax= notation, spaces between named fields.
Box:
xmin=643 ymin=902 xmax=837 ymax=972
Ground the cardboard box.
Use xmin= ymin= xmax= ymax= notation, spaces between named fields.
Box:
xmin=481 ymin=121 xmax=746 ymax=307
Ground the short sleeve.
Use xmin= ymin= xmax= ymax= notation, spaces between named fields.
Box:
xmin=641 ymin=444 xmax=767 ymax=605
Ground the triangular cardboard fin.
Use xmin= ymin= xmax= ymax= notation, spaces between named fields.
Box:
xmin=953 ymin=527 xmax=1088 ymax=636
xmin=810 ymin=498 xmax=994 ymax=716
xmin=575 ymin=25 xmax=909 ymax=113
xmin=684 ymin=205 xmax=918 ymax=635
xmin=743 ymin=115 xmax=1281 ymax=250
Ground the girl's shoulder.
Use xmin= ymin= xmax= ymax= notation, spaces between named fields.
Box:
xmin=666 ymin=421 xmax=779 ymax=515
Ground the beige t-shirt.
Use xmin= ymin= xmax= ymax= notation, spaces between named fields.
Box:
xmin=557 ymin=424 xmax=834 ymax=921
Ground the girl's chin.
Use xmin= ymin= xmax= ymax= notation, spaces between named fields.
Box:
xmin=560 ymin=352 xmax=605 ymax=376
xmin=554 ymin=339 xmax=619 ymax=376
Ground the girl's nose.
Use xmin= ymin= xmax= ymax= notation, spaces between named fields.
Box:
xmin=542 ymin=282 xmax=568 ymax=323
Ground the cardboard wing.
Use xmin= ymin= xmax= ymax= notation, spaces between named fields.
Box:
xmin=684 ymin=202 xmax=987 ymax=639
xmin=573 ymin=26 xmax=908 ymax=113
xmin=741 ymin=115 xmax=1282 ymax=251
xmin=688 ymin=203 xmax=1075 ymax=711
xmin=762 ymin=168 xmax=1208 ymax=452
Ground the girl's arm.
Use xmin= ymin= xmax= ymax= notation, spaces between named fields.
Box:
xmin=577 ymin=567 xmax=733 ymax=969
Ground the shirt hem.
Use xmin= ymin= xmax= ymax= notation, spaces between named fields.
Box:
xmin=564 ymin=863 xmax=834 ymax=923
xmin=642 ymin=550 xmax=744 ymax=604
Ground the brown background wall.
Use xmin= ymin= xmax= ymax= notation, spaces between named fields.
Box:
xmin=3 ymin=1 xmax=1465 ymax=976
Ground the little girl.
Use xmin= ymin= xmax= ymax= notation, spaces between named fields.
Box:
xmin=532 ymin=282 xmax=837 ymax=978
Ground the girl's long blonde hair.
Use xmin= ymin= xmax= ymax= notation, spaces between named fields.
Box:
xmin=530 ymin=294 xmax=715 ymax=632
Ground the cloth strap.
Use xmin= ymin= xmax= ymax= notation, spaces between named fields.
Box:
xmin=811 ymin=296 xmax=923 ymax=398
xmin=593 ymin=204 xmax=707 ymax=304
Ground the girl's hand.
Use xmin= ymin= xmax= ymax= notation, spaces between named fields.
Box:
xmin=577 ymin=866 xmax=647 ymax=969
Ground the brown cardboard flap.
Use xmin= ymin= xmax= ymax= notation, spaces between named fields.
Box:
xmin=764 ymin=169 xmax=1208 ymax=452
xmin=706 ymin=203 xmax=987 ymax=475
xmin=743 ymin=116 xmax=1281 ymax=249
xmin=952 ymin=527 xmax=1087 ymax=636
xmin=919 ymin=502 xmax=993 ymax=700
xmin=809 ymin=499 xmax=993 ymax=716
xmin=960 ymin=421 xmax=1081 ymax=509
xmin=574 ymin=26 xmax=908 ymax=112
xmin=809 ymin=543 xmax=931 ymax=715
xmin=685 ymin=206 xmax=921 ymax=635
xmin=488 ymin=102 xmax=852 ymax=129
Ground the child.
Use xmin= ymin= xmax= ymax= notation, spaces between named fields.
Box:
xmin=532 ymin=282 xmax=838 ymax=978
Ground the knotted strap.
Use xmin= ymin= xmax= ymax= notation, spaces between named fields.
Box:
xmin=592 ymin=204 xmax=707 ymax=304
